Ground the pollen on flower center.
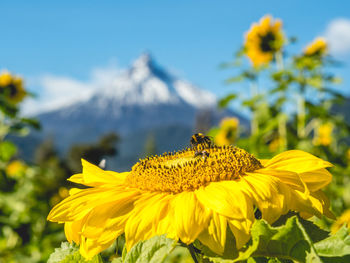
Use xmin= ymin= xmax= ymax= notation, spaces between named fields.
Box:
xmin=125 ymin=145 xmax=263 ymax=193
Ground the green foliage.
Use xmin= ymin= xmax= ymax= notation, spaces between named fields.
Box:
xmin=202 ymin=216 xmax=350 ymax=263
xmin=0 ymin=141 xmax=17 ymax=161
xmin=67 ymin=132 xmax=119 ymax=172
xmin=0 ymin=72 xmax=68 ymax=262
xmin=233 ymin=216 xmax=321 ymax=262
xmin=123 ymin=235 xmax=177 ymax=263
xmin=314 ymin=225 xmax=350 ymax=257
xmin=48 ymin=242 xmax=103 ymax=263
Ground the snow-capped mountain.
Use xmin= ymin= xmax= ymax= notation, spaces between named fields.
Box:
xmin=94 ymin=53 xmax=216 ymax=108
xmin=25 ymin=53 xmax=246 ymax=171
xmin=57 ymin=53 xmax=216 ymax=118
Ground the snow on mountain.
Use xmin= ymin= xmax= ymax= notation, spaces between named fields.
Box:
xmin=86 ymin=53 xmax=216 ymax=110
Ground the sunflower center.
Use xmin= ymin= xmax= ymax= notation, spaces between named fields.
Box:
xmin=125 ymin=145 xmax=262 ymax=193
xmin=260 ymin=31 xmax=276 ymax=52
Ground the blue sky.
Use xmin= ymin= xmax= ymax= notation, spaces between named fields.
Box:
xmin=1 ymin=0 xmax=350 ymax=113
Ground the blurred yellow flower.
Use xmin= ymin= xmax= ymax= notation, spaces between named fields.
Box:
xmin=244 ymin=15 xmax=284 ymax=67
xmin=50 ymin=187 xmax=70 ymax=207
xmin=331 ymin=209 xmax=350 ymax=234
xmin=58 ymin=187 xmax=70 ymax=199
xmin=0 ymin=72 xmax=12 ymax=86
xmin=268 ymin=137 xmax=284 ymax=152
xmin=214 ymin=117 xmax=239 ymax=146
xmin=304 ymin=37 xmax=328 ymax=56
xmin=48 ymin=145 xmax=333 ymax=259
xmin=347 ymin=149 xmax=350 ymax=163
xmin=6 ymin=160 xmax=26 ymax=178
xmin=313 ymin=122 xmax=333 ymax=146
xmin=0 ymin=71 xmax=26 ymax=104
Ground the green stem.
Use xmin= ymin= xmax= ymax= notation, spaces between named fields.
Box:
xmin=187 ymin=244 xmax=199 ymax=263
xmin=278 ymin=114 xmax=287 ymax=151
xmin=275 ymin=51 xmax=284 ymax=71
xmin=297 ymin=93 xmax=306 ymax=139
xmin=250 ymin=81 xmax=259 ymax=136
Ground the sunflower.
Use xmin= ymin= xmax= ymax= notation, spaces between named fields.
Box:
xmin=214 ymin=117 xmax=239 ymax=146
xmin=313 ymin=122 xmax=333 ymax=146
xmin=48 ymin=145 xmax=334 ymax=259
xmin=0 ymin=71 xmax=26 ymax=104
xmin=244 ymin=15 xmax=284 ymax=67
xmin=304 ymin=37 xmax=328 ymax=57
xmin=331 ymin=209 xmax=350 ymax=233
xmin=6 ymin=160 xmax=27 ymax=178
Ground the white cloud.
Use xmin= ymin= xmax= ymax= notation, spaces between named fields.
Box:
xmin=324 ymin=18 xmax=350 ymax=55
xmin=22 ymin=63 xmax=121 ymax=115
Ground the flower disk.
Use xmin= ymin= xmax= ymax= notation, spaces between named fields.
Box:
xmin=127 ymin=146 xmax=262 ymax=193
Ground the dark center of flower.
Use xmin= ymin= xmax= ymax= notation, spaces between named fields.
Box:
xmin=126 ymin=145 xmax=262 ymax=193
xmin=7 ymin=83 xmax=19 ymax=97
xmin=260 ymin=31 xmax=277 ymax=52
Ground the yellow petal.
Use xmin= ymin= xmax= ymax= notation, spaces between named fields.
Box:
xmin=299 ymin=169 xmax=332 ymax=192
xmin=80 ymin=237 xmax=115 ymax=260
xmin=170 ymin=191 xmax=211 ymax=244
xmin=289 ymin=190 xmax=324 ymax=218
xmin=76 ymin=159 xmax=128 ymax=186
xmin=68 ymin=173 xmax=84 ymax=184
xmin=197 ymin=212 xmax=227 ymax=255
xmin=264 ymin=150 xmax=332 ymax=173
xmin=195 ymin=181 xmax=253 ymax=220
xmin=124 ymin=192 xmax=172 ymax=251
xmin=82 ymin=191 xmax=138 ymax=240
xmin=65 ymin=219 xmax=86 ymax=244
xmin=256 ymin=168 xmax=306 ymax=192
xmin=48 ymin=186 xmax=136 ymax=222
xmin=228 ymin=218 xmax=252 ymax=249
xmin=242 ymin=173 xmax=291 ymax=223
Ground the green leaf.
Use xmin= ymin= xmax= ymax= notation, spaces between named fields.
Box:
xmin=233 ymin=216 xmax=322 ymax=263
xmin=20 ymin=117 xmax=41 ymax=129
xmin=218 ymin=94 xmax=237 ymax=108
xmin=225 ymin=75 xmax=244 ymax=84
xmin=123 ymin=235 xmax=177 ymax=263
xmin=314 ymin=225 xmax=350 ymax=257
xmin=111 ymin=258 xmax=123 ymax=263
xmin=47 ymin=242 xmax=103 ymax=263
xmin=0 ymin=141 xmax=17 ymax=161
xmin=272 ymin=212 xmax=329 ymax=243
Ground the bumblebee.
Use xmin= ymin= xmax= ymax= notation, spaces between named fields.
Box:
xmin=194 ymin=149 xmax=210 ymax=160
xmin=190 ymin=133 xmax=212 ymax=160
xmin=190 ymin=133 xmax=212 ymax=148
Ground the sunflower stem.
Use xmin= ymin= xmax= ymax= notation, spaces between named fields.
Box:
xmin=187 ymin=244 xmax=199 ymax=263
xmin=275 ymin=50 xmax=284 ymax=70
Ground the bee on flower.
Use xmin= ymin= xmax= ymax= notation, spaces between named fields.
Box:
xmin=48 ymin=136 xmax=334 ymax=259
xmin=244 ymin=15 xmax=284 ymax=67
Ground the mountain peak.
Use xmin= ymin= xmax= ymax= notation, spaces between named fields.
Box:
xmin=129 ymin=52 xmax=157 ymax=82
xmin=94 ymin=52 xmax=217 ymax=108
xmin=131 ymin=52 xmax=153 ymax=69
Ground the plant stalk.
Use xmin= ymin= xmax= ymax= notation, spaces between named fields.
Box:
xmin=187 ymin=244 xmax=199 ymax=263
